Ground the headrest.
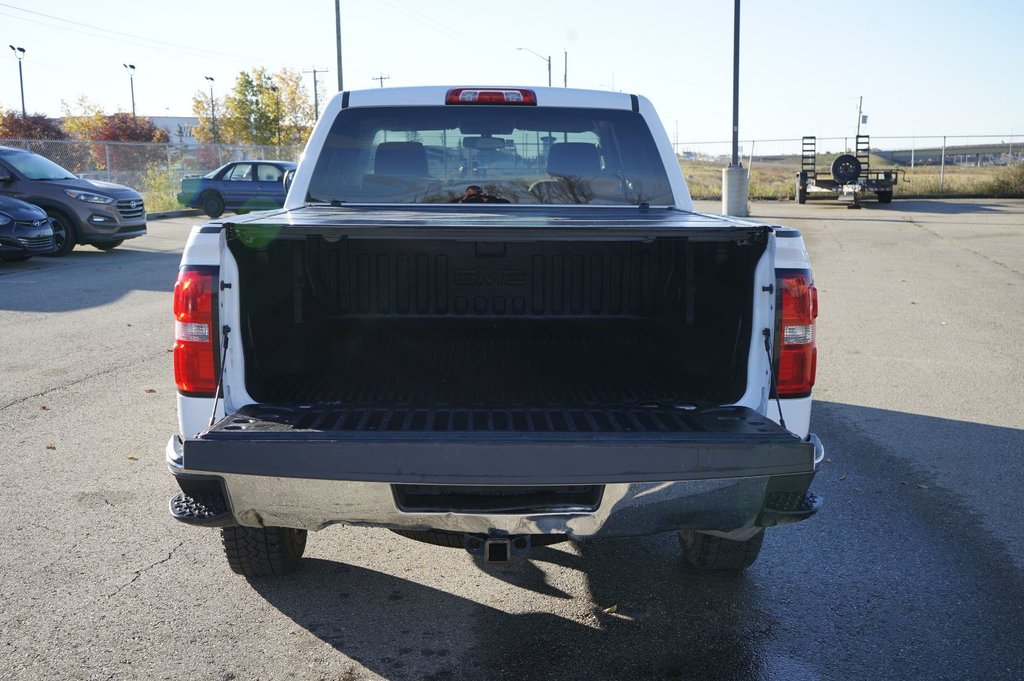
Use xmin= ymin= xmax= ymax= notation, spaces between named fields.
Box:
xmin=373 ymin=141 xmax=428 ymax=176
xmin=547 ymin=143 xmax=601 ymax=176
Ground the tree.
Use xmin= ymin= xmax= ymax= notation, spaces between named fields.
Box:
xmin=0 ymin=111 xmax=67 ymax=140
xmin=60 ymin=96 xmax=106 ymax=141
xmin=191 ymin=67 xmax=315 ymax=146
xmin=96 ymin=113 xmax=169 ymax=143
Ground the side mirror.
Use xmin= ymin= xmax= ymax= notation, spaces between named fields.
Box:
xmin=0 ymin=166 xmax=12 ymax=182
xmin=283 ymin=168 xmax=295 ymax=195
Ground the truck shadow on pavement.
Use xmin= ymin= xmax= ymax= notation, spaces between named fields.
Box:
xmin=248 ymin=402 xmax=1024 ymax=680
xmin=0 ymin=247 xmax=180 ymax=313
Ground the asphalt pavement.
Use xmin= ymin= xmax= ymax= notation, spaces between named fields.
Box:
xmin=0 ymin=199 xmax=1021 ymax=680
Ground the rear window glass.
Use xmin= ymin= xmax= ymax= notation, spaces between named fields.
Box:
xmin=307 ymin=106 xmax=672 ymax=205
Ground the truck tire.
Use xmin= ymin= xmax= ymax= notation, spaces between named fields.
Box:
xmin=876 ymin=190 xmax=893 ymax=204
xmin=678 ymin=530 xmax=764 ymax=570
xmin=221 ymin=525 xmax=307 ymax=577
xmin=830 ymin=154 xmax=862 ymax=184
xmin=201 ymin=192 xmax=225 ymax=219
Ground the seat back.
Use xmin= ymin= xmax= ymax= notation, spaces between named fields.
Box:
xmin=373 ymin=141 xmax=429 ymax=177
xmin=547 ymin=142 xmax=601 ymax=176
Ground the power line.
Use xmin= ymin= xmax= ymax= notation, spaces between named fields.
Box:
xmin=0 ymin=3 xmax=275 ymax=66
xmin=372 ymin=74 xmax=390 ymax=88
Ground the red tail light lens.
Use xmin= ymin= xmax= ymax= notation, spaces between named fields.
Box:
xmin=776 ymin=270 xmax=818 ymax=397
xmin=174 ymin=267 xmax=218 ymax=396
xmin=445 ymin=88 xmax=537 ymax=105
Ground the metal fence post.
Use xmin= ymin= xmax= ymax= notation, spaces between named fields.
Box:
xmin=105 ymin=144 xmax=111 ymax=181
xmin=940 ymin=136 xmax=946 ymax=194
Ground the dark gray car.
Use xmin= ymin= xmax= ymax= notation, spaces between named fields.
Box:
xmin=0 ymin=146 xmax=146 ymax=256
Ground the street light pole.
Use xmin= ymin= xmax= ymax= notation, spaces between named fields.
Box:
xmin=9 ymin=45 xmax=26 ymax=116
xmin=123 ymin=64 xmax=136 ymax=121
xmin=204 ymin=76 xmax=217 ymax=144
xmin=516 ymin=47 xmax=551 ymax=87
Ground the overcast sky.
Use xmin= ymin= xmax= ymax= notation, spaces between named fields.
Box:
xmin=2 ymin=0 xmax=1022 ymax=153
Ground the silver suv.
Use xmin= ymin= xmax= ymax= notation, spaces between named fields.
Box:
xmin=0 ymin=146 xmax=146 ymax=256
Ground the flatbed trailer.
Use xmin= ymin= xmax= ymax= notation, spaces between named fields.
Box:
xmin=796 ymin=135 xmax=899 ymax=208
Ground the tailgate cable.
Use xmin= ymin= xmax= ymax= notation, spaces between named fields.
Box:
xmin=208 ymin=325 xmax=231 ymax=427
xmin=762 ymin=328 xmax=787 ymax=430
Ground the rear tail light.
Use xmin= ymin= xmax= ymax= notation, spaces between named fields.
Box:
xmin=445 ymin=88 xmax=537 ymax=105
xmin=174 ymin=267 xmax=219 ymax=396
xmin=775 ymin=269 xmax=818 ymax=397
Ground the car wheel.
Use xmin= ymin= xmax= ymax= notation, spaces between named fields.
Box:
xmin=678 ymin=529 xmax=764 ymax=570
xmin=201 ymin=193 xmax=225 ymax=219
xmin=44 ymin=210 xmax=77 ymax=257
xmin=92 ymin=240 xmax=124 ymax=251
xmin=220 ymin=525 xmax=307 ymax=577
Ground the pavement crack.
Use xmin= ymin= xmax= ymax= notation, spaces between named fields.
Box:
xmin=904 ymin=216 xmax=1024 ymax=278
xmin=0 ymin=349 xmax=171 ymax=414
xmin=102 ymin=541 xmax=185 ymax=600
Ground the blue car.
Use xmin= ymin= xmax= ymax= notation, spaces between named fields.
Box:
xmin=0 ymin=194 xmax=55 ymax=262
xmin=177 ymin=160 xmax=296 ymax=218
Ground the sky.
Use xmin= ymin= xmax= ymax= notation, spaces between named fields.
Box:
xmin=2 ymin=0 xmax=1023 ymax=155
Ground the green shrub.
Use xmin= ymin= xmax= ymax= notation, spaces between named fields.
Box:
xmin=139 ymin=164 xmax=181 ymax=212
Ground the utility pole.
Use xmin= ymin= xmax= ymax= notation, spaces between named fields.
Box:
xmin=270 ymin=84 xmax=280 ymax=147
xmin=563 ymin=49 xmax=567 ymax=87
xmin=9 ymin=46 xmax=26 ymax=116
xmin=855 ymin=96 xmax=863 ymax=138
xmin=304 ymin=68 xmax=329 ymax=120
xmin=123 ymin=64 xmax=136 ymax=121
xmin=335 ymin=0 xmax=344 ymax=91
xmin=204 ymin=76 xmax=217 ymax=144
xmin=372 ymin=74 xmax=390 ymax=88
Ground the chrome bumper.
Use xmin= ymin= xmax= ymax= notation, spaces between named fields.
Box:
xmin=167 ymin=434 xmax=823 ymax=539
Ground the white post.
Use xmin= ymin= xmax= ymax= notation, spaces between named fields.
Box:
xmin=940 ymin=136 xmax=946 ymax=193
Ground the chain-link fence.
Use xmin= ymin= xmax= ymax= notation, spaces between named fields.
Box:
xmin=2 ymin=134 xmax=1021 ymax=206
xmin=672 ymin=134 xmax=1023 ymax=200
xmin=0 ymin=138 xmax=304 ymax=211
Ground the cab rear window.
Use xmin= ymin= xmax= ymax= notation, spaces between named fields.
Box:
xmin=306 ymin=106 xmax=672 ymax=205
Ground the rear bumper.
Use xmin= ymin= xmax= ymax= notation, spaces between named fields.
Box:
xmin=166 ymin=431 xmax=823 ymax=538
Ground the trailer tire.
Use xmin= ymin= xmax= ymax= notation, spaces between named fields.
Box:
xmin=830 ymin=154 xmax=861 ymax=184
xmin=876 ymin=190 xmax=893 ymax=204
xmin=795 ymin=176 xmax=807 ymax=204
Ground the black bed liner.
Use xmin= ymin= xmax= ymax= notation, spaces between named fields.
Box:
xmin=184 ymin=404 xmax=815 ymax=485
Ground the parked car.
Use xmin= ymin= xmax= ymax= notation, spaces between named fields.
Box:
xmin=0 ymin=146 xmax=147 ymax=256
xmin=0 ymin=194 xmax=55 ymax=261
xmin=177 ymin=160 xmax=297 ymax=218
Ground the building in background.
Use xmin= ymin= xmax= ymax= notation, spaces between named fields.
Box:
xmin=149 ymin=116 xmax=200 ymax=146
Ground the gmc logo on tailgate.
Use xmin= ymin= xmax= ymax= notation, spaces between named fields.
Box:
xmin=453 ymin=270 xmax=526 ymax=287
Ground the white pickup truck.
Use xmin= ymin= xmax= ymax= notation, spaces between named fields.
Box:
xmin=168 ymin=86 xmax=823 ymax=578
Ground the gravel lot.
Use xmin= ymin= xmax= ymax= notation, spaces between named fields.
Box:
xmin=1 ymin=198 xmax=1022 ymax=680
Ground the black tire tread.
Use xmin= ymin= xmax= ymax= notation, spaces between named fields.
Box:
xmin=221 ymin=525 xmax=307 ymax=577
xmin=92 ymin=240 xmax=124 ymax=251
xmin=679 ymin=530 xmax=764 ymax=571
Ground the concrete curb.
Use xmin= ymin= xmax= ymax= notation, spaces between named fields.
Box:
xmin=147 ymin=209 xmax=201 ymax=220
